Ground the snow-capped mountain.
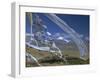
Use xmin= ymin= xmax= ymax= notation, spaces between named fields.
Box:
xmin=51 ymin=33 xmax=71 ymax=43
xmin=47 ymin=32 xmax=52 ymax=36
xmin=26 ymin=32 xmax=71 ymax=44
xmin=57 ymin=36 xmax=64 ymax=40
xmin=57 ymin=36 xmax=70 ymax=43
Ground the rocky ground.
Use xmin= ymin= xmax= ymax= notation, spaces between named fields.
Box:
xmin=26 ymin=47 xmax=89 ymax=67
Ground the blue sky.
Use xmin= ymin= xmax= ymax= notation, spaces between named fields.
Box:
xmin=26 ymin=13 xmax=89 ymax=38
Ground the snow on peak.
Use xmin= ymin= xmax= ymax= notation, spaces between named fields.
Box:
xmin=57 ymin=36 xmax=70 ymax=43
xmin=57 ymin=36 xmax=64 ymax=40
xmin=64 ymin=39 xmax=70 ymax=43
xmin=47 ymin=32 xmax=52 ymax=36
